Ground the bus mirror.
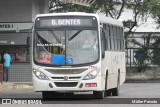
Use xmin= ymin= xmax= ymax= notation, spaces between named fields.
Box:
xmin=27 ymin=36 xmax=31 ymax=47
xmin=102 ymin=51 xmax=105 ymax=58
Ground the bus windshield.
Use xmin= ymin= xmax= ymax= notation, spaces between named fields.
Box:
xmin=33 ymin=29 xmax=99 ymax=66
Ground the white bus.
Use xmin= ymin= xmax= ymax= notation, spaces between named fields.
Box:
xmin=32 ymin=12 xmax=126 ymax=99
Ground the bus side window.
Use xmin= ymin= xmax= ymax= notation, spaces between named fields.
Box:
xmin=101 ymin=27 xmax=105 ymax=58
xmin=114 ymin=27 xmax=117 ymax=51
xmin=105 ymin=25 xmax=109 ymax=50
xmin=109 ymin=25 xmax=113 ymax=50
xmin=120 ymin=28 xmax=123 ymax=50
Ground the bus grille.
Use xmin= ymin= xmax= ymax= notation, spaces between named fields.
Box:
xmin=46 ymin=68 xmax=87 ymax=75
xmin=52 ymin=77 xmax=81 ymax=80
xmin=54 ymin=82 xmax=78 ymax=87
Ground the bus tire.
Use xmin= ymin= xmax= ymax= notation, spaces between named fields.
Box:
xmin=112 ymin=73 xmax=120 ymax=96
xmin=42 ymin=91 xmax=50 ymax=100
xmin=93 ymin=91 xmax=105 ymax=99
xmin=42 ymin=91 xmax=57 ymax=100
xmin=106 ymin=89 xmax=112 ymax=96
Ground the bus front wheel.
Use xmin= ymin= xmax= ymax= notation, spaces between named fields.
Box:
xmin=42 ymin=91 xmax=50 ymax=100
xmin=93 ymin=91 xmax=105 ymax=99
xmin=42 ymin=91 xmax=57 ymax=100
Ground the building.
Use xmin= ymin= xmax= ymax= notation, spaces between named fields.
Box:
xmin=0 ymin=0 xmax=49 ymax=82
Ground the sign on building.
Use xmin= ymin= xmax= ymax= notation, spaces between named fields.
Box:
xmin=0 ymin=23 xmax=33 ymax=33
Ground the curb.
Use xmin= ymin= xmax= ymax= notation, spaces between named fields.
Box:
xmin=0 ymin=82 xmax=33 ymax=91
xmin=125 ymin=79 xmax=160 ymax=83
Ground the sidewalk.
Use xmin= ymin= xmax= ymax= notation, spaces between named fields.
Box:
xmin=0 ymin=82 xmax=33 ymax=91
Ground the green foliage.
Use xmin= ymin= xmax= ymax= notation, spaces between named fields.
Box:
xmin=134 ymin=0 xmax=160 ymax=25
xmin=148 ymin=0 xmax=160 ymax=24
xmin=49 ymin=0 xmax=160 ymax=36
xmin=49 ymin=0 xmax=95 ymax=13
xmin=49 ymin=0 xmax=160 ymax=22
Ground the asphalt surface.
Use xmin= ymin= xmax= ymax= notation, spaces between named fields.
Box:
xmin=0 ymin=83 xmax=160 ymax=104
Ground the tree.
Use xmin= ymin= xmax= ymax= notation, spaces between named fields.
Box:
xmin=49 ymin=0 xmax=155 ymax=38
xmin=49 ymin=0 xmax=95 ymax=13
xmin=146 ymin=0 xmax=160 ymax=26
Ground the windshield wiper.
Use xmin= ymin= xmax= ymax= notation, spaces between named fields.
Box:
xmin=50 ymin=30 xmax=61 ymax=43
xmin=69 ymin=30 xmax=82 ymax=41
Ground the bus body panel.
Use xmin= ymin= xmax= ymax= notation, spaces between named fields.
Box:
xmin=101 ymin=51 xmax=126 ymax=90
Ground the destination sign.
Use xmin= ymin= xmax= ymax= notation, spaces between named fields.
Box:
xmin=35 ymin=16 xmax=97 ymax=28
xmin=52 ymin=19 xmax=81 ymax=26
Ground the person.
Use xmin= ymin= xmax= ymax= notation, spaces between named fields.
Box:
xmin=83 ymin=35 xmax=97 ymax=50
xmin=0 ymin=49 xmax=4 ymax=64
xmin=3 ymin=50 xmax=11 ymax=82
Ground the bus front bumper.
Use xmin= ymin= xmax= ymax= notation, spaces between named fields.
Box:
xmin=32 ymin=76 xmax=103 ymax=92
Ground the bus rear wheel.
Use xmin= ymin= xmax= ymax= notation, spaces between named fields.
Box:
xmin=93 ymin=91 xmax=105 ymax=99
xmin=106 ymin=89 xmax=112 ymax=96
xmin=112 ymin=73 xmax=120 ymax=96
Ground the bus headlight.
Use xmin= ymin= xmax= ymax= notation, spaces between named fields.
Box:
xmin=33 ymin=70 xmax=49 ymax=80
xmin=83 ymin=70 xmax=100 ymax=80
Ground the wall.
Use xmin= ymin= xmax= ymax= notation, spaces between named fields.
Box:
xmin=0 ymin=0 xmax=49 ymax=22
xmin=32 ymin=0 xmax=49 ymax=22
xmin=0 ymin=0 xmax=32 ymax=22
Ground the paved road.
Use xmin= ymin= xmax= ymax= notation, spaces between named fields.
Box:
xmin=0 ymin=83 xmax=160 ymax=104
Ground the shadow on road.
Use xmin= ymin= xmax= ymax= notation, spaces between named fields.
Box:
xmin=43 ymin=93 xmax=96 ymax=100
xmin=41 ymin=93 xmax=107 ymax=104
